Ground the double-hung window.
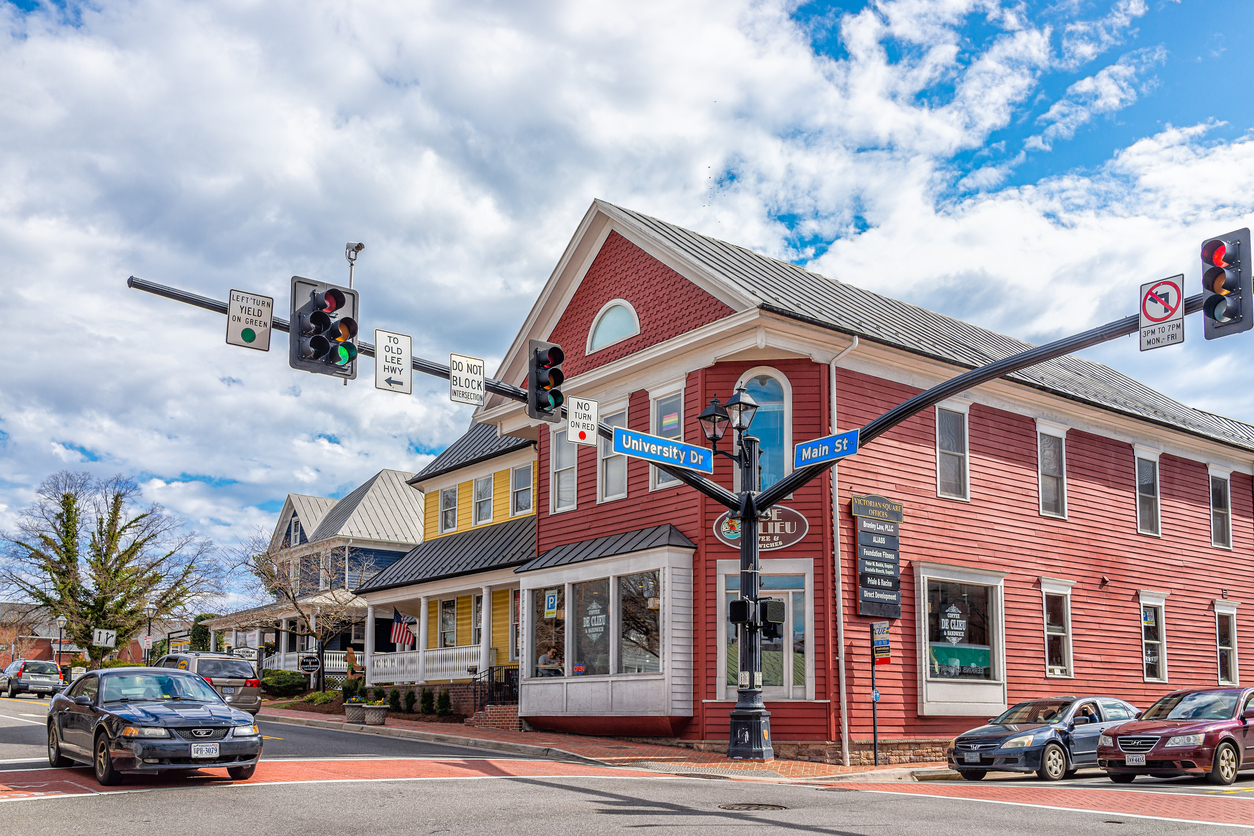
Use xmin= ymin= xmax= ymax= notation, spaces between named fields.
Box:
xmin=290 ymin=518 xmax=302 ymax=546
xmin=936 ymin=404 xmax=969 ymax=500
xmin=1037 ymin=423 xmax=1067 ymax=518
xmin=511 ymin=465 xmax=532 ymax=515
xmin=1139 ymin=591 xmax=1168 ymax=682
xmin=598 ymin=410 xmax=628 ymax=502
xmin=551 ymin=431 xmax=577 ymax=512
xmin=651 ymin=390 xmax=683 ymax=489
xmin=318 ymin=553 xmax=330 ymax=590
xmin=1041 ymin=578 xmax=1074 ymax=677
xmin=1216 ymin=603 xmax=1239 ymax=685
xmin=1135 ymin=448 xmax=1161 ymax=536
xmin=439 ymin=487 xmax=458 ymax=534
xmin=473 ymin=476 xmax=493 ymax=525
xmin=1211 ymin=469 xmax=1232 ymax=549
xmin=288 ymin=558 xmax=300 ymax=595
xmin=473 ymin=595 xmax=483 ymax=645
xmin=440 ymin=600 xmax=457 ymax=648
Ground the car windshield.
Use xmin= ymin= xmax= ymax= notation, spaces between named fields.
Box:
xmin=100 ymin=672 xmax=222 ymax=704
xmin=197 ymin=659 xmax=256 ymax=679
xmin=993 ymin=700 xmax=1072 ymax=725
xmin=22 ymin=661 xmax=60 ymax=675
xmin=1142 ymin=691 xmax=1240 ymax=721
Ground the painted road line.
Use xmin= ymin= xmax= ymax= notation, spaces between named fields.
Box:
xmin=0 ymin=759 xmax=49 ymax=765
xmin=261 ymin=735 xmax=282 ymax=740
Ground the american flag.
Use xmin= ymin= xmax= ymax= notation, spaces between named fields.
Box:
xmin=390 ymin=608 xmax=415 ymax=645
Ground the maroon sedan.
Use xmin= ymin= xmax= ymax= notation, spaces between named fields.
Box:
xmin=1097 ymin=688 xmax=1254 ymax=785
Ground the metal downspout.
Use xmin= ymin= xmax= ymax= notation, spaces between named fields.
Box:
xmin=830 ymin=337 xmax=858 ymax=767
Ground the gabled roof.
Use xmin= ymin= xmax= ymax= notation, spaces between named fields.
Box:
xmin=268 ymin=494 xmax=337 ymax=552
xmin=409 ymin=422 xmax=533 ymax=485
xmin=516 ymin=524 xmax=695 ymax=573
xmin=309 ymin=469 xmax=425 ymax=545
xmin=356 ymin=515 xmax=536 ymax=593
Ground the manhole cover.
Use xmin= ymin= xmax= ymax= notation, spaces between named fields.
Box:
xmin=718 ymin=803 xmax=787 ymax=811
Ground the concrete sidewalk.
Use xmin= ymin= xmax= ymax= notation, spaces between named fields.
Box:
xmin=258 ymin=705 xmax=951 ymax=782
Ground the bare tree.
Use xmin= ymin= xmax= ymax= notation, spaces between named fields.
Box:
xmin=0 ymin=602 xmax=45 ymax=664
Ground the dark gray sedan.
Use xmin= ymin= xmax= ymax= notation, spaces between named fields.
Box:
xmin=47 ymin=667 xmax=262 ymax=785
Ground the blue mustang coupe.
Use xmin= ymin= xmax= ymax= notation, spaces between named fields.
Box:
xmin=948 ymin=696 xmax=1140 ymax=781
xmin=47 ymin=667 xmax=263 ymax=785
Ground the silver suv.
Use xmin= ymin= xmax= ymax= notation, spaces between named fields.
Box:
xmin=1 ymin=659 xmax=64 ymax=698
xmin=153 ymin=652 xmax=262 ymax=715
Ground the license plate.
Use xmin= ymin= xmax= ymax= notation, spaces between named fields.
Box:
xmin=190 ymin=743 xmax=220 ymax=759
xmin=222 ymin=686 xmax=234 ymax=694
xmin=964 ymin=752 xmax=981 ymax=763
xmin=1125 ymin=754 xmax=1146 ymax=766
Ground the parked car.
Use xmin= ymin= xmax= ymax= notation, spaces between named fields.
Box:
xmin=47 ymin=666 xmax=262 ymax=785
xmin=948 ymin=696 xmax=1141 ymax=781
xmin=1 ymin=659 xmax=64 ymax=698
xmin=152 ymin=651 xmax=262 ymax=715
xmin=1097 ymin=687 xmax=1254 ymax=785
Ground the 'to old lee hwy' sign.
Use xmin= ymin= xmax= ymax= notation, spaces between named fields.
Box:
xmin=612 ymin=427 xmax=714 ymax=474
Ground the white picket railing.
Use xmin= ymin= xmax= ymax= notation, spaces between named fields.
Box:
xmin=370 ymin=649 xmax=421 ymax=684
xmin=370 ymin=645 xmax=495 ymax=684
xmin=261 ymin=651 xmax=353 ymax=673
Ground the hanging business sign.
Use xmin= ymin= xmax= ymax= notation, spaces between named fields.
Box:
xmin=852 ymin=494 xmax=905 ymax=619
xmin=713 ymin=505 xmax=809 ymax=551
xmin=851 ymin=494 xmax=904 ymax=523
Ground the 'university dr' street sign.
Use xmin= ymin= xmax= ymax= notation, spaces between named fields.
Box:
xmin=612 ymin=427 xmax=714 ymax=474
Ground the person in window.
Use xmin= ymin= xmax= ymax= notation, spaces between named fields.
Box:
xmin=1076 ymin=704 xmax=1098 ymax=724
xmin=537 ymin=645 xmax=562 ymax=676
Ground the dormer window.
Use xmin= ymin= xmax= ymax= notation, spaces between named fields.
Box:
xmin=290 ymin=517 xmax=302 ymax=546
xmin=587 ymin=300 xmax=640 ymax=353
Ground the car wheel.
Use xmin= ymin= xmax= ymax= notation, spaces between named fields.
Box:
xmin=5 ymin=681 xmax=14 ymax=698
xmin=93 ymin=733 xmax=122 ymax=786
xmin=47 ymin=724 xmax=71 ymax=768
xmin=1109 ymin=773 xmax=1135 ymax=784
xmin=960 ymin=770 xmax=987 ymax=781
xmin=227 ymin=764 xmax=257 ymax=781
xmin=1037 ymin=743 xmax=1068 ymax=781
xmin=1209 ymin=742 xmax=1239 ymax=786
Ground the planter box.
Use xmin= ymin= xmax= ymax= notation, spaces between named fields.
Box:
xmin=363 ymin=705 xmax=388 ymax=726
xmin=344 ymin=703 xmax=366 ymax=724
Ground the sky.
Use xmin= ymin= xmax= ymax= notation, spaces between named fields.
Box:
xmin=2 ymin=0 xmax=1253 ymax=588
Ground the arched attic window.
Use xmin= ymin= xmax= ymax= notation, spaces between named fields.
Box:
xmin=586 ymin=299 xmax=641 ymax=354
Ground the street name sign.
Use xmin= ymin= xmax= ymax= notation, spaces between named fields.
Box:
xmin=1139 ymin=275 xmax=1185 ymax=351
xmin=793 ymin=428 xmax=859 ymax=469
xmin=374 ymin=329 xmax=412 ymax=394
xmin=225 ymin=289 xmax=273 ymax=351
xmin=449 ymin=353 xmax=485 ymax=406
xmin=568 ymin=397 xmax=599 ymax=447
xmin=91 ymin=628 xmax=117 ymax=648
xmin=612 ymin=427 xmax=714 ymax=474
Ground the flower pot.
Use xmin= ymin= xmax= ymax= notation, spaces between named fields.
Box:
xmin=363 ymin=705 xmax=388 ymax=726
xmin=344 ymin=704 xmax=366 ymax=724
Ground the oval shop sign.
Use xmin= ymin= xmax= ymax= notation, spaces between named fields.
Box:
xmin=713 ymin=505 xmax=809 ymax=552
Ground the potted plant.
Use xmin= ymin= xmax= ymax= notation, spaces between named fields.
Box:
xmin=363 ymin=698 xmax=388 ymax=726
xmin=344 ymin=695 xmax=367 ymax=724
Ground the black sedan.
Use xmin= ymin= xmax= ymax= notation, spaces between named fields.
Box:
xmin=948 ymin=696 xmax=1140 ymax=781
xmin=47 ymin=666 xmax=262 ymax=785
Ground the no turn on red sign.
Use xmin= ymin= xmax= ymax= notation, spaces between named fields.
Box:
xmin=1139 ymin=275 xmax=1185 ymax=351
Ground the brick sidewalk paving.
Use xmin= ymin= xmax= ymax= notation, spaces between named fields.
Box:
xmin=258 ymin=706 xmax=943 ymax=780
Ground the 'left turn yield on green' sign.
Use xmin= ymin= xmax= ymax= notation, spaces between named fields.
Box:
xmin=226 ymin=289 xmax=273 ymax=351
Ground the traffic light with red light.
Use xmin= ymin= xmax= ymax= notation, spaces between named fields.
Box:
xmin=289 ymin=276 xmax=359 ymax=378
xmin=526 ymin=339 xmax=565 ymax=422
xmin=1201 ymin=228 xmax=1252 ymax=340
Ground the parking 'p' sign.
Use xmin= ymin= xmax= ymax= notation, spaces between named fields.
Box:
xmin=1139 ymin=275 xmax=1185 ymax=352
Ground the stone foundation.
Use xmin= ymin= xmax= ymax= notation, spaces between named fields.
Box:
xmin=622 ymin=736 xmax=949 ymax=766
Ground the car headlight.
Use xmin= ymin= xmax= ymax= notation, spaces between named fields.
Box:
xmin=1165 ymin=734 xmax=1205 ymax=748
xmin=120 ymin=726 xmax=169 ymax=738
xmin=1099 ymin=734 xmax=1113 ymax=747
xmin=233 ymin=724 xmax=260 ymax=737
xmin=1002 ymin=734 xmax=1035 ymax=749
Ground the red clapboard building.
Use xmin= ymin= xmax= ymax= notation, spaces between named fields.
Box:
xmin=457 ymin=199 xmax=1254 ymax=764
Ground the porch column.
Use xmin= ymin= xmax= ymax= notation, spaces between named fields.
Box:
xmin=418 ymin=596 xmax=429 ymax=683
xmin=364 ymin=604 xmax=375 ymax=686
xmin=209 ymin=629 xmax=216 ymax=652
xmin=479 ymin=585 xmax=492 ymax=674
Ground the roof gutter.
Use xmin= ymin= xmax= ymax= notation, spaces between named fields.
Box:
xmin=830 ymin=337 xmax=858 ymax=768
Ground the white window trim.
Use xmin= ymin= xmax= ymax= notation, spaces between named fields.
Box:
xmin=649 ymin=383 xmax=685 ymax=491
xmin=915 ymin=560 xmax=1007 ymax=716
xmin=585 ymin=298 xmax=641 ymax=355
xmin=732 ymin=366 xmax=794 ymax=492
xmin=716 ymin=558 xmax=815 ymax=701
xmin=1040 ymin=577 xmax=1075 ymax=679
xmin=1134 ymin=446 xmax=1162 ymax=537
xmin=473 ymin=475 xmax=494 ymax=526
xmin=1035 ymin=421 xmax=1069 ymax=520
xmin=935 ymin=399 xmax=972 ymax=502
xmin=1209 ymin=465 xmax=1233 ymax=550
xmin=1138 ymin=589 xmax=1169 ymax=683
xmin=510 ymin=464 xmax=533 ymax=517
xmin=597 ymin=403 xmax=629 ymax=504
xmin=1215 ymin=600 xmax=1240 ymax=686
xmin=550 ymin=428 xmax=578 ymax=514
xmin=439 ymin=487 xmax=458 ymax=534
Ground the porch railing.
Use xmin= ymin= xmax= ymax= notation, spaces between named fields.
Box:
xmin=260 ymin=651 xmax=354 ymax=674
xmin=369 ymin=645 xmax=496 ymax=685
xmin=471 ymin=664 xmax=520 ymax=715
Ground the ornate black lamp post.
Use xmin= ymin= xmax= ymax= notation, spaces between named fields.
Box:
xmin=144 ymin=603 xmax=156 ymax=666
xmin=54 ymin=615 xmax=66 ymax=670
xmin=699 ymin=387 xmax=773 ymax=760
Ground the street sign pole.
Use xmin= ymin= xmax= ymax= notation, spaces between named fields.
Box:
xmin=871 ymin=636 xmax=878 ymax=767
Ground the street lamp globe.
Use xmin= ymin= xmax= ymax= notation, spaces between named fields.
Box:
xmin=144 ymin=603 xmax=157 ymax=619
xmin=723 ymin=386 xmax=759 ymax=434
xmin=55 ymin=615 xmax=67 ymax=629
xmin=698 ymin=397 xmax=730 ymax=443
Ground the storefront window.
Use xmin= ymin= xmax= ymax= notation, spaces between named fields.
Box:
xmin=572 ymin=579 xmax=610 ymax=676
xmin=724 ymin=574 xmax=807 ymax=698
xmin=532 ymin=587 xmax=565 ymax=677
xmin=618 ymin=571 xmax=661 ymax=674
xmin=927 ymin=581 xmax=993 ymax=680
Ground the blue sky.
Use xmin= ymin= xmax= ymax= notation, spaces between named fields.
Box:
xmin=0 ymin=0 xmax=1252 ymax=586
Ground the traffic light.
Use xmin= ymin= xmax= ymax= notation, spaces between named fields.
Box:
xmin=1201 ymin=228 xmax=1252 ymax=340
xmin=526 ymin=339 xmax=565 ymax=422
xmin=288 ymin=276 xmax=359 ymax=379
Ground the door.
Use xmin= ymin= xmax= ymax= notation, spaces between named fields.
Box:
xmin=1068 ymin=700 xmax=1104 ymax=763
xmin=1240 ymin=692 xmax=1254 ymax=764
xmin=58 ymin=675 xmax=99 ymax=755
xmin=725 ymin=592 xmax=806 ymax=701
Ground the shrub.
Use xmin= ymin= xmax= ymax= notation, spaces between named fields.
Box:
xmin=436 ymin=688 xmax=452 ymax=716
xmin=302 ymin=691 xmax=318 ymax=703
xmin=312 ymin=691 xmax=337 ymax=705
xmin=261 ymin=670 xmax=309 ymax=698
xmin=388 ymin=688 xmax=402 ymax=712
xmin=373 ymin=687 xmax=388 ymax=702
xmin=101 ymin=659 xmax=139 ymax=668
xmin=403 ymin=689 xmax=417 ymax=713
xmin=420 ymin=688 xmax=434 ymax=715
xmin=341 ymin=678 xmax=362 ymax=701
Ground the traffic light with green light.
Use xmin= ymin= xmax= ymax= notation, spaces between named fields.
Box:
xmin=526 ymin=339 xmax=565 ymax=422
xmin=1201 ymin=228 xmax=1252 ymax=340
xmin=288 ymin=276 xmax=359 ymax=379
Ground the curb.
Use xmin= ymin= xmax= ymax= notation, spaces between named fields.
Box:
xmin=812 ymin=766 xmax=958 ymax=784
xmin=256 ymin=713 xmax=605 ymax=767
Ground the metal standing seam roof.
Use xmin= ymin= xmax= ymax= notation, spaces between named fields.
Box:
xmin=309 ymin=469 xmax=425 ymax=546
xmin=268 ymin=494 xmax=338 ymax=551
xmin=356 ymin=515 xmax=537 ymax=593
xmin=515 ymin=524 xmax=696 ymax=574
xmin=410 ymin=422 xmax=534 ymax=485
xmin=601 ymin=201 xmax=1254 ymax=454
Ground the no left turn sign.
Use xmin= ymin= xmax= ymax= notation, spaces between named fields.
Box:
xmin=1139 ymin=275 xmax=1185 ymax=351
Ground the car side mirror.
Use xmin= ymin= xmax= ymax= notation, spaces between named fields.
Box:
xmin=1072 ymin=715 xmax=1091 ymax=726
xmin=1243 ymin=708 xmax=1254 ymax=721
xmin=73 ymin=695 xmax=92 ymax=706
